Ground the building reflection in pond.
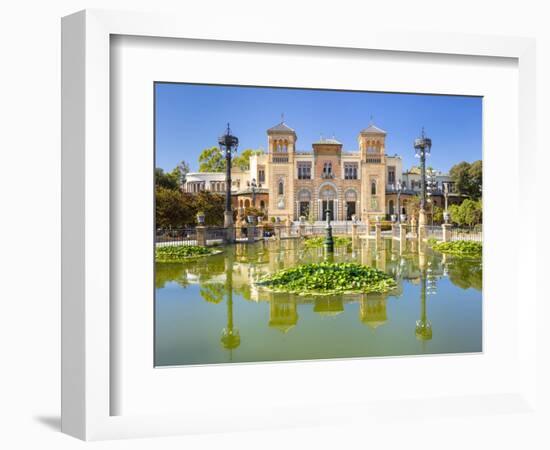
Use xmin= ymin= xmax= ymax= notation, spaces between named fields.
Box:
xmin=359 ymin=294 xmax=388 ymax=330
xmin=268 ymin=293 xmax=298 ymax=333
xmin=155 ymin=238 xmax=481 ymax=365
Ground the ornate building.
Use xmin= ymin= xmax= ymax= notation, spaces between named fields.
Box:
xmin=184 ymin=120 xmax=462 ymax=222
xmin=250 ymin=120 xmax=404 ymax=222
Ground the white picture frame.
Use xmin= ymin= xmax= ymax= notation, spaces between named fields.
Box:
xmin=61 ymin=9 xmax=539 ymax=441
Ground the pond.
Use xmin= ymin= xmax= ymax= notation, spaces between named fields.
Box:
xmin=155 ymin=238 xmax=482 ymax=366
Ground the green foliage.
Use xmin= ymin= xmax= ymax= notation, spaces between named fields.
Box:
xmin=432 ymin=205 xmax=444 ymax=224
xmin=155 ymin=187 xmax=194 ymax=228
xmin=156 ymin=245 xmax=218 ymax=262
xmin=303 ymin=236 xmax=352 ymax=249
xmin=155 ymin=168 xmax=180 ymax=190
xmin=155 ymin=188 xmax=225 ymax=228
xmin=431 ymin=240 xmax=482 ymax=258
xmin=198 ymin=146 xmax=262 ymax=172
xmin=232 ymin=148 xmax=263 ymax=171
xmin=198 ymin=146 xmax=226 ymax=172
xmin=448 ymin=199 xmax=482 ymax=227
xmin=449 ymin=160 xmax=482 ymax=199
xmin=244 ymin=206 xmax=263 ymax=218
xmin=199 ymin=283 xmax=225 ymax=304
xmin=447 ymin=258 xmax=482 ymax=290
xmin=257 ymin=262 xmax=396 ymax=295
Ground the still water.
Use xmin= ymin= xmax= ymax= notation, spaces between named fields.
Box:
xmin=155 ymin=239 xmax=482 ymax=366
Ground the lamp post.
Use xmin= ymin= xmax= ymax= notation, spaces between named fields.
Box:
xmin=323 ymin=208 xmax=335 ymax=253
xmin=414 ymin=128 xmax=432 ymax=228
xmin=392 ymin=180 xmax=404 ymax=222
xmin=218 ymin=123 xmax=239 ymax=228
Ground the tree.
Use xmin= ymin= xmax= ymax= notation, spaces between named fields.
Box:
xmin=155 ymin=168 xmax=179 ymax=190
xmin=198 ymin=146 xmax=225 ymax=172
xmin=448 ymin=199 xmax=482 ymax=228
xmin=449 ymin=160 xmax=482 ymax=199
xmin=232 ymin=148 xmax=263 ymax=171
xmin=155 ymin=187 xmax=191 ymax=227
xmin=175 ymin=160 xmax=190 ymax=185
xmin=432 ymin=204 xmax=444 ymax=224
xmin=468 ymin=160 xmax=482 ymax=199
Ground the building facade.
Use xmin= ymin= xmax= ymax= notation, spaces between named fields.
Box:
xmin=184 ymin=120 xmax=463 ymax=222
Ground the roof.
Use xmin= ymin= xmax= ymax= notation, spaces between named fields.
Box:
xmin=313 ymin=137 xmax=342 ymax=145
xmin=360 ymin=124 xmax=387 ymax=135
xmin=267 ymin=122 xmax=296 ymax=133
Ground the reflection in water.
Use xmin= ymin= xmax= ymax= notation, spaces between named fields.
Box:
xmin=155 ymin=238 xmax=482 ymax=366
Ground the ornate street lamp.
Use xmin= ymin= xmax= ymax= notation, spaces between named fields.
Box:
xmin=218 ymin=123 xmax=239 ymax=228
xmin=323 ymin=208 xmax=335 ymax=253
xmin=392 ymin=180 xmax=405 ymax=222
xmin=414 ymin=128 xmax=432 ymax=226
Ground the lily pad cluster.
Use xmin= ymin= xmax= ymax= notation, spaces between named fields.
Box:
xmin=303 ymin=236 xmax=352 ymax=249
xmin=156 ymin=245 xmax=218 ymax=262
xmin=431 ymin=240 xmax=482 ymax=258
xmin=256 ymin=262 xmax=396 ymax=295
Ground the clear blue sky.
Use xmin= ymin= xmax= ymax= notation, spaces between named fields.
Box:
xmin=155 ymin=83 xmax=482 ymax=173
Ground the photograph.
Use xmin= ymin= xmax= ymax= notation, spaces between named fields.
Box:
xmin=154 ymin=83 xmax=483 ymax=367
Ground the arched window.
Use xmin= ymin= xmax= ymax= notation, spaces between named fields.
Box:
xmin=278 ymin=180 xmax=284 ymax=196
xmin=245 ymin=199 xmax=250 ymax=208
xmin=389 ymin=200 xmax=394 ymax=215
xmin=260 ymin=200 xmax=266 ymax=210
xmin=371 ymin=180 xmax=377 ymax=195
xmin=323 ymin=162 xmax=333 ymax=178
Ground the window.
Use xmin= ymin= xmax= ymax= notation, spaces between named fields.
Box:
xmin=371 ymin=180 xmax=377 ymax=195
xmin=322 ymin=162 xmax=333 ymax=178
xmin=297 ymin=162 xmax=312 ymax=179
xmin=258 ymin=168 xmax=265 ymax=183
xmin=388 ymin=166 xmax=395 ymax=185
xmin=278 ymin=180 xmax=284 ymax=196
xmin=344 ymin=163 xmax=358 ymax=180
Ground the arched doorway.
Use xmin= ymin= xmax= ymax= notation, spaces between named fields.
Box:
xmin=319 ymin=185 xmax=337 ymax=221
xmin=298 ymin=189 xmax=311 ymax=218
xmin=345 ymin=189 xmax=357 ymax=220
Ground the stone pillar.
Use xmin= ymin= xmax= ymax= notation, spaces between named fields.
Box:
xmin=366 ymin=216 xmax=371 ymax=237
xmin=375 ymin=222 xmax=382 ymax=243
xmin=257 ymin=223 xmax=264 ymax=240
xmin=196 ymin=226 xmax=207 ymax=247
xmin=418 ymin=208 xmax=427 ymax=242
xmin=276 ymin=225 xmax=281 ymax=241
xmin=351 ymin=222 xmax=358 ymax=239
xmin=442 ymin=223 xmax=451 ymax=242
xmin=411 ymin=216 xmax=417 ymax=238
xmin=399 ymin=223 xmax=407 ymax=242
xmin=224 ymin=210 xmax=233 ymax=228
xmin=225 ymin=226 xmax=234 ymax=244
xmin=299 ymin=223 xmax=306 ymax=238
xmin=247 ymin=225 xmax=256 ymax=243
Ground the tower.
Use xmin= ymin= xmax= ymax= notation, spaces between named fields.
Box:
xmin=267 ymin=119 xmax=297 ymax=222
xmin=358 ymin=123 xmax=387 ymax=220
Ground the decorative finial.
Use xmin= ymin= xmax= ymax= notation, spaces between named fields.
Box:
xmin=281 ymin=112 xmax=285 ymax=123
xmin=227 ymin=122 xmax=231 ymax=134
xmin=421 ymin=126 xmax=425 ymax=138
xmin=370 ymin=115 xmax=374 ymax=125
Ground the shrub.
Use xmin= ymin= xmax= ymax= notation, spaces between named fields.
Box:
xmin=431 ymin=240 xmax=482 ymax=258
xmin=156 ymin=245 xmax=218 ymax=262
xmin=256 ymin=262 xmax=396 ymax=295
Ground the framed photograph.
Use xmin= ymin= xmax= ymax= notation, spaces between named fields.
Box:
xmin=62 ymin=9 xmax=539 ymax=441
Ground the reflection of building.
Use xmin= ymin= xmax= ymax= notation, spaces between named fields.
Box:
xmin=359 ymin=294 xmax=388 ymax=330
xmin=313 ymin=297 xmax=345 ymax=317
xmin=184 ymin=120 xmax=464 ymax=222
xmin=268 ymin=295 xmax=298 ymax=333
